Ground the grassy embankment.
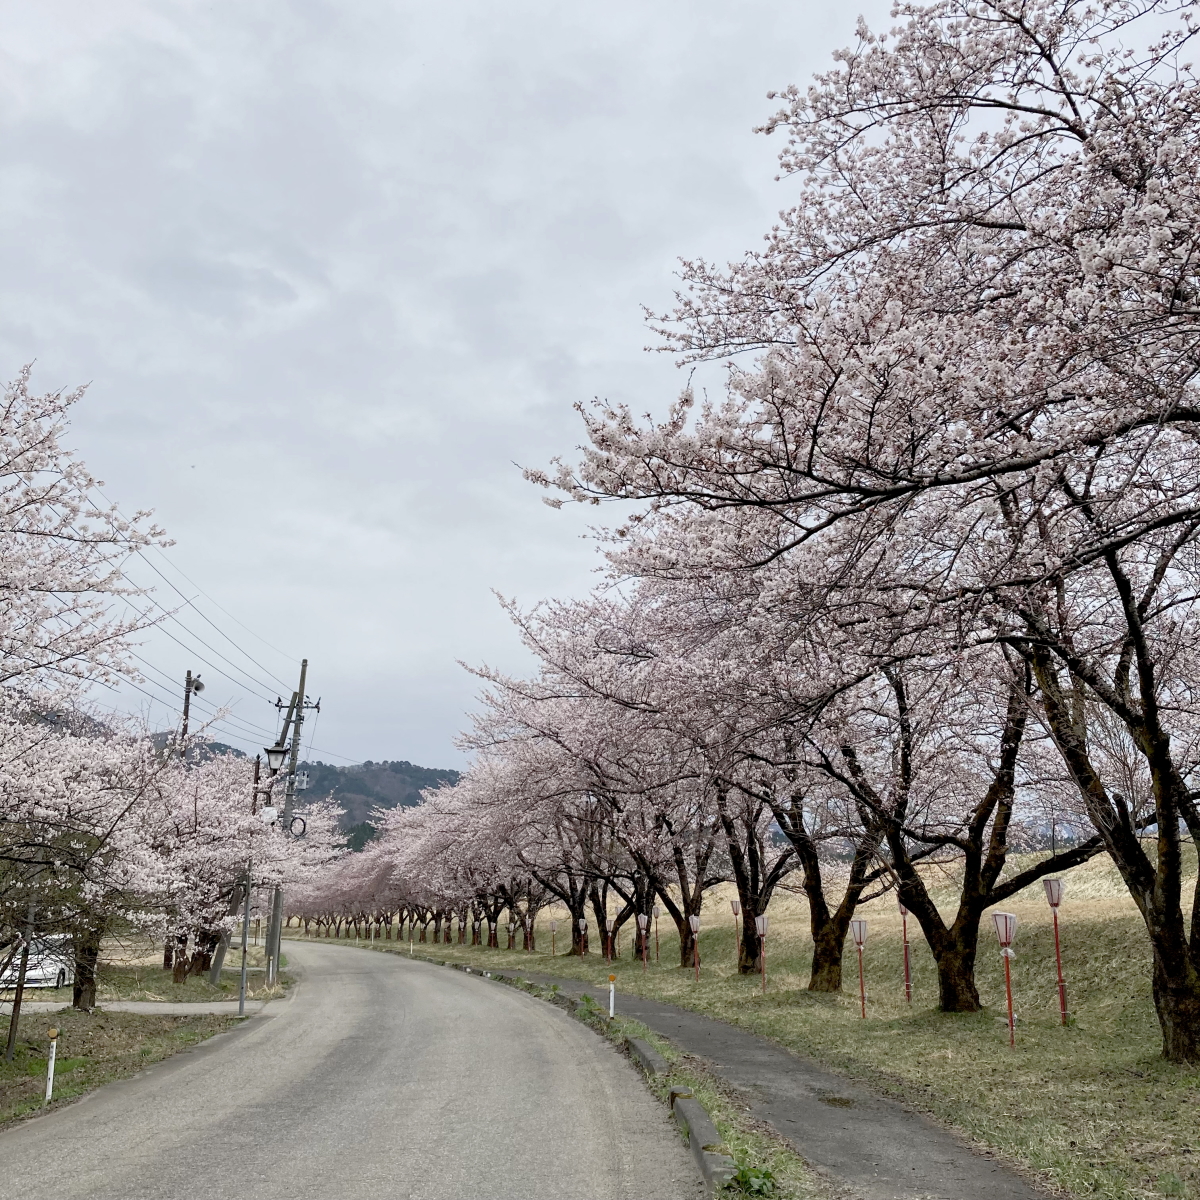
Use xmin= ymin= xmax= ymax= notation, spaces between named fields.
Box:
xmin=0 ymin=936 xmax=290 ymax=1128
xmin=0 ymin=1008 xmax=235 ymax=1128
xmin=297 ymin=852 xmax=1200 ymax=1200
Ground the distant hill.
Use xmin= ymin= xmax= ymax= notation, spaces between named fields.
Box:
xmin=298 ymin=759 xmax=460 ymax=846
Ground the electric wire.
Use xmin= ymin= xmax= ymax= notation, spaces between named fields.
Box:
xmin=90 ymin=485 xmax=297 ymax=668
xmin=126 ymin=549 xmax=294 ymax=691
xmin=75 ymin=492 xmax=359 ymax=764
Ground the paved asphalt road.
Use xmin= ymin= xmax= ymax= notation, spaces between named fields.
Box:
xmin=0 ymin=942 xmax=703 ymax=1200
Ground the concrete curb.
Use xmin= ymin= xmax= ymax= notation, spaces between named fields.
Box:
xmin=627 ymin=1035 xmax=670 ymax=1078
xmin=670 ymin=1086 xmax=738 ymax=1192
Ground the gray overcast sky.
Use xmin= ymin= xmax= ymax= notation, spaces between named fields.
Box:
xmin=0 ymin=0 xmax=888 ymax=768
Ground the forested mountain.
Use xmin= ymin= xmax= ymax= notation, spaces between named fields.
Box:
xmin=299 ymin=759 xmax=459 ymax=848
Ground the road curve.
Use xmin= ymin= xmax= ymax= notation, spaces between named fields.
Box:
xmin=0 ymin=941 xmax=703 ymax=1200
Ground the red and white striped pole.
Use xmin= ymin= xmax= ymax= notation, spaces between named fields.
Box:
xmin=1043 ymin=879 xmax=1068 ymax=1026
xmin=689 ymin=914 xmax=701 ymax=981
xmin=993 ymin=911 xmax=1018 ymax=1047
xmin=898 ymin=898 xmax=912 ymax=1004
xmin=755 ymin=914 xmax=769 ymax=994
xmin=850 ymin=919 xmax=867 ymax=1018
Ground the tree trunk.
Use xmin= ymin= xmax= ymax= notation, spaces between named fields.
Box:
xmin=73 ymin=922 xmax=105 ymax=1011
xmin=808 ymin=925 xmax=844 ymax=993
xmin=934 ymin=936 xmax=982 ymax=1012
xmin=1152 ymin=942 xmax=1200 ymax=1062
xmin=678 ymin=922 xmax=696 ymax=970
xmin=738 ymin=909 xmax=763 ymax=974
xmin=172 ymin=935 xmax=189 ymax=985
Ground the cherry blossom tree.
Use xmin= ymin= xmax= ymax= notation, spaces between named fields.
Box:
xmin=533 ymin=0 xmax=1200 ymax=1061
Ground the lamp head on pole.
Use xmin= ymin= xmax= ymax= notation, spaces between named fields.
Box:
xmin=992 ymin=911 xmax=1018 ymax=948
xmin=1043 ymin=878 xmax=1064 ymax=909
xmin=636 ymin=913 xmax=648 ymax=931
xmin=688 ymin=915 xmax=700 ymax=933
xmin=755 ymin=914 xmax=769 ymax=936
xmin=263 ymin=743 xmax=288 ymax=773
xmin=652 ymin=904 xmax=661 ymax=919
xmin=550 ymin=920 xmax=558 ymax=932
xmin=897 ymin=897 xmax=908 ymax=917
xmin=850 ymin=919 xmax=867 ymax=948
xmin=730 ymin=899 xmax=740 ymax=916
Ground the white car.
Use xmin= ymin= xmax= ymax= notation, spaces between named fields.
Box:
xmin=0 ymin=934 xmax=75 ymax=990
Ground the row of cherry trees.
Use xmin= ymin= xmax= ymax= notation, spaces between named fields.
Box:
xmin=0 ymin=368 xmax=342 ymax=1009
xmin=301 ymin=0 xmax=1200 ymax=1065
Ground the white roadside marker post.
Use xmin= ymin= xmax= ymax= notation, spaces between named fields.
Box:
xmin=44 ymin=1027 xmax=58 ymax=1105
xmin=609 ymin=974 xmax=616 ymax=1018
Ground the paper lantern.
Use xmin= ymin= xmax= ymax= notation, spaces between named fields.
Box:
xmin=992 ymin=911 xmax=1017 ymax=948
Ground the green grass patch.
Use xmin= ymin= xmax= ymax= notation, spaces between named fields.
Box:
xmin=0 ymin=1008 xmax=236 ymax=1127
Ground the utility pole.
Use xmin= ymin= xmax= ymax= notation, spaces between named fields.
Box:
xmin=4 ymin=904 xmax=35 ymax=1063
xmin=264 ymin=660 xmax=317 ymax=985
xmin=180 ymin=671 xmax=203 ymax=757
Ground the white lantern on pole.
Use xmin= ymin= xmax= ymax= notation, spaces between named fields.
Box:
xmin=849 ymin=920 xmax=868 ymax=1018
xmin=992 ymin=911 xmax=1017 ymax=949
xmin=688 ymin=915 xmax=701 ymax=980
xmin=755 ymin=914 xmax=769 ymax=993
xmin=992 ymin=911 xmax=1018 ymax=1046
xmin=1043 ymin=880 xmax=1068 ymax=1025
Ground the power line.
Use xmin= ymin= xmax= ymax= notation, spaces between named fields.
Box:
xmin=128 ymin=551 xmax=294 ymax=691
xmin=91 ymin=486 xmax=298 ymax=665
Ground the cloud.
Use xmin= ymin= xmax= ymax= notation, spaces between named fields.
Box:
xmin=0 ymin=0 xmax=889 ymax=764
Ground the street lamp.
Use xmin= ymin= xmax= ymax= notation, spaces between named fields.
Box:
xmin=263 ymin=743 xmax=288 ymax=774
xmin=730 ymin=899 xmax=741 ymax=963
xmin=636 ymin=913 xmax=649 ymax=971
xmin=1043 ymin=878 xmax=1068 ymax=1026
xmin=898 ymin=898 xmax=912 ymax=1004
xmin=850 ymin=919 xmax=868 ymax=1018
xmin=688 ymin=914 xmax=701 ymax=981
xmin=550 ymin=919 xmax=558 ymax=957
xmin=652 ymin=904 xmax=661 ymax=962
xmin=755 ymin=914 xmax=769 ymax=993
xmin=578 ymin=916 xmax=588 ymax=955
xmin=992 ymin=911 xmax=1018 ymax=1047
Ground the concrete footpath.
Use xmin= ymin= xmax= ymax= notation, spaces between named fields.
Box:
xmin=476 ymin=964 xmax=1048 ymax=1200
